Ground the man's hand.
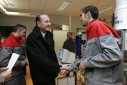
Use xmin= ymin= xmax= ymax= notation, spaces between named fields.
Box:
xmin=1 ymin=70 xmax=12 ymax=81
xmin=0 ymin=67 xmax=8 ymax=72
xmin=25 ymin=59 xmax=29 ymax=66
xmin=79 ymin=61 xmax=86 ymax=71
xmin=60 ymin=66 xmax=69 ymax=75
xmin=22 ymin=59 xmax=29 ymax=66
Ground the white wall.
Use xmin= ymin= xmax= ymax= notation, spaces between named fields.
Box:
xmin=50 ymin=15 xmax=69 ymax=25
xmin=53 ymin=30 xmax=68 ymax=56
xmin=0 ymin=14 xmax=84 ymax=35
xmin=0 ymin=14 xmax=70 ymax=36
xmin=71 ymin=16 xmax=84 ymax=34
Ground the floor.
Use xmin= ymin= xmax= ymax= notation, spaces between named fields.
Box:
xmin=25 ymin=66 xmax=33 ymax=85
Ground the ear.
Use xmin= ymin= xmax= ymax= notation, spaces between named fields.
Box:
xmin=86 ymin=11 xmax=91 ymax=18
xmin=37 ymin=21 xmax=40 ymax=26
xmin=17 ymin=29 xmax=20 ymax=33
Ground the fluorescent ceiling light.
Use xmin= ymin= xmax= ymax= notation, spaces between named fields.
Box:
xmin=6 ymin=11 xmax=22 ymax=15
xmin=3 ymin=0 xmax=14 ymax=7
xmin=0 ymin=3 xmax=6 ymax=11
xmin=57 ymin=1 xmax=71 ymax=11
xmin=0 ymin=0 xmax=5 ymax=5
xmin=0 ymin=4 xmax=36 ymax=17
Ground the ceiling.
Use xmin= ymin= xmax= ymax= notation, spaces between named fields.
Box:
xmin=0 ymin=0 xmax=115 ymax=24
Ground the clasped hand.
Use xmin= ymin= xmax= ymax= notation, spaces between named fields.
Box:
xmin=60 ymin=61 xmax=85 ymax=76
xmin=60 ymin=65 xmax=69 ymax=76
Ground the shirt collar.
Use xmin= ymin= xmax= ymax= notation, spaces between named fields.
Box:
xmin=40 ymin=31 xmax=46 ymax=38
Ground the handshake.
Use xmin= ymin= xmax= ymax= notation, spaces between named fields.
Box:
xmin=60 ymin=61 xmax=86 ymax=75
xmin=60 ymin=65 xmax=69 ymax=76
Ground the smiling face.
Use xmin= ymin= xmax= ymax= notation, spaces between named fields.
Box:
xmin=80 ymin=6 xmax=99 ymax=27
xmin=37 ymin=15 xmax=52 ymax=32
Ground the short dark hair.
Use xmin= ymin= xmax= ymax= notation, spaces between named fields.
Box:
xmin=67 ymin=32 xmax=72 ymax=35
xmin=35 ymin=15 xmax=41 ymax=26
xmin=13 ymin=24 xmax=26 ymax=32
xmin=81 ymin=5 xmax=99 ymax=19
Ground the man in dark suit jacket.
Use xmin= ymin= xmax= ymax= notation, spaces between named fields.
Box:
xmin=63 ymin=32 xmax=75 ymax=53
xmin=26 ymin=14 xmax=61 ymax=85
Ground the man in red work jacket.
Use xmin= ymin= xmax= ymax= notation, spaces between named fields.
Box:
xmin=0 ymin=24 xmax=28 ymax=85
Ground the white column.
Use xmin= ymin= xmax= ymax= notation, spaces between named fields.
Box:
xmin=69 ymin=16 xmax=72 ymax=31
xmin=114 ymin=0 xmax=127 ymax=30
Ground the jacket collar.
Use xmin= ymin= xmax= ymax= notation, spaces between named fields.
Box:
xmin=32 ymin=26 xmax=42 ymax=38
xmin=32 ymin=26 xmax=51 ymax=38
xmin=11 ymin=34 xmax=21 ymax=44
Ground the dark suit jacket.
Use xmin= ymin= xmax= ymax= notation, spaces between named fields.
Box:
xmin=63 ymin=38 xmax=76 ymax=53
xmin=26 ymin=26 xmax=61 ymax=84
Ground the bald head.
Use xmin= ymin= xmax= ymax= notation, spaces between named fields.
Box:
xmin=35 ymin=14 xmax=52 ymax=32
xmin=35 ymin=14 xmax=48 ymax=25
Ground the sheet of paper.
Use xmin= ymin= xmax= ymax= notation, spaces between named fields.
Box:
xmin=67 ymin=52 xmax=75 ymax=63
xmin=7 ymin=53 xmax=19 ymax=71
xmin=61 ymin=49 xmax=69 ymax=63
xmin=61 ymin=49 xmax=75 ymax=64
